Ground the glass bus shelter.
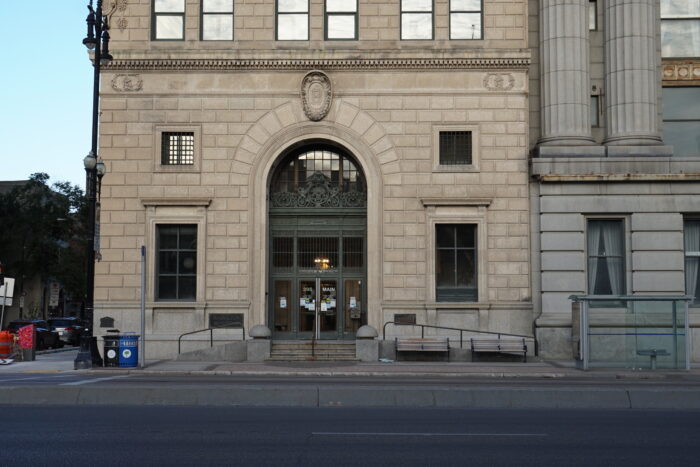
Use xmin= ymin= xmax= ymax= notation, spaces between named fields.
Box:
xmin=570 ymin=295 xmax=691 ymax=370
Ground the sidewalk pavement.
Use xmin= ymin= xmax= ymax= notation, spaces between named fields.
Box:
xmin=3 ymin=348 xmax=700 ymax=380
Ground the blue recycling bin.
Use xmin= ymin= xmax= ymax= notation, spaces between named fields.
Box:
xmin=118 ymin=333 xmax=139 ymax=367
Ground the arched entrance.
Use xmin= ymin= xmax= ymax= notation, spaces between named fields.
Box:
xmin=268 ymin=141 xmax=367 ymax=340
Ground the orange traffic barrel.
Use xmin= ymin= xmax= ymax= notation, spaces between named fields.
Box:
xmin=0 ymin=331 xmax=14 ymax=359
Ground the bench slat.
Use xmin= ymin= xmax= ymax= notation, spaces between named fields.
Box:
xmin=395 ymin=337 xmax=450 ymax=361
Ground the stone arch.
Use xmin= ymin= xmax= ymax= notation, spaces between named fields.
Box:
xmin=237 ymin=100 xmax=393 ymax=330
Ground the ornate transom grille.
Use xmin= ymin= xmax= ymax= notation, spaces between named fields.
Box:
xmin=270 ymin=147 xmax=366 ymax=208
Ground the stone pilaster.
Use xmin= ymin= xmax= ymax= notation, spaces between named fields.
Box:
xmin=539 ymin=0 xmax=594 ymax=146
xmin=604 ymin=0 xmax=662 ymax=146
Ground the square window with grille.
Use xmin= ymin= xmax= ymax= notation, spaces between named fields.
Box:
xmin=439 ymin=131 xmax=472 ymax=165
xmin=162 ymin=132 xmax=195 ymax=165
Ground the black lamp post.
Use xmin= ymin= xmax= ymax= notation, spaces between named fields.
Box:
xmin=75 ymin=0 xmax=113 ymax=370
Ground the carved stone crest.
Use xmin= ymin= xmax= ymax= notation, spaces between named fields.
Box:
xmin=483 ymin=73 xmax=515 ymax=91
xmin=301 ymin=71 xmax=332 ymax=121
xmin=111 ymin=74 xmax=143 ymax=92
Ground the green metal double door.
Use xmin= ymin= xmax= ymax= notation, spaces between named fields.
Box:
xmin=269 ymin=214 xmax=366 ymax=340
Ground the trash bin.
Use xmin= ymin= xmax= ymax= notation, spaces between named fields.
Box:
xmin=118 ymin=333 xmax=139 ymax=367
xmin=103 ymin=331 xmax=120 ymax=367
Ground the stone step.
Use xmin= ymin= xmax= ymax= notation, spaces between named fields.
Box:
xmin=269 ymin=341 xmax=357 ymax=362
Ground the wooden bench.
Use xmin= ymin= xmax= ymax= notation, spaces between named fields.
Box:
xmin=395 ymin=337 xmax=450 ymax=362
xmin=470 ymin=337 xmax=527 ymax=362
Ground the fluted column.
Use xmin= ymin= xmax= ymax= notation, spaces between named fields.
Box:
xmin=604 ymin=0 xmax=662 ymax=146
xmin=539 ymin=0 xmax=594 ymax=146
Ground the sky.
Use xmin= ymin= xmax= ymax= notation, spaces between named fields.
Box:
xmin=0 ymin=2 xmax=94 ymax=190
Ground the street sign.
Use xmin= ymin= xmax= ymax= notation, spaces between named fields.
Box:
xmin=49 ymin=281 xmax=60 ymax=307
xmin=0 ymin=278 xmax=14 ymax=306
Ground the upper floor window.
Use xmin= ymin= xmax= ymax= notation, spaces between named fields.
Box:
xmin=162 ymin=132 xmax=195 ymax=165
xmin=325 ymin=0 xmax=358 ymax=40
xmin=401 ymin=0 xmax=433 ymax=40
xmin=277 ymin=0 xmax=309 ymax=40
xmin=684 ymin=219 xmax=700 ymax=305
xmin=439 ymin=131 xmax=472 ymax=165
xmin=587 ymin=219 xmax=625 ymax=296
xmin=450 ymin=0 xmax=482 ymax=40
xmin=201 ymin=0 xmax=234 ymax=41
xmin=663 ymin=87 xmax=700 ymax=157
xmin=153 ymin=0 xmax=185 ymax=40
xmin=589 ymin=1 xmax=597 ymax=31
xmin=661 ymin=1 xmax=700 ymax=58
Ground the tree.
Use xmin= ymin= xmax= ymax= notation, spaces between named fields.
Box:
xmin=0 ymin=173 xmax=87 ymax=314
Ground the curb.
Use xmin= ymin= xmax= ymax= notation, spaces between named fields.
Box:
xmin=1 ymin=385 xmax=700 ymax=409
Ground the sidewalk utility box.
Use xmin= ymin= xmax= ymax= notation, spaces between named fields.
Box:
xmin=118 ymin=333 xmax=139 ymax=367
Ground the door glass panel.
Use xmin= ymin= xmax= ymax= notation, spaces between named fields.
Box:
xmin=299 ymin=280 xmax=316 ymax=332
xmin=319 ymin=280 xmax=337 ymax=332
xmin=273 ymin=280 xmax=292 ymax=332
xmin=344 ymin=279 xmax=363 ymax=332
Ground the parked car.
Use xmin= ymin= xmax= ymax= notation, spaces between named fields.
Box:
xmin=4 ymin=320 xmax=62 ymax=350
xmin=48 ymin=317 xmax=84 ymax=346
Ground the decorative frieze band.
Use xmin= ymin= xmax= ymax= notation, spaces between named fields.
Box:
xmin=104 ymin=58 xmax=530 ymax=72
xmin=663 ymin=61 xmax=700 ymax=85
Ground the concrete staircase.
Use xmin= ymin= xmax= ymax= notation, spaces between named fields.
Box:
xmin=268 ymin=340 xmax=357 ymax=362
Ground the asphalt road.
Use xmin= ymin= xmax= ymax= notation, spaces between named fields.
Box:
xmin=2 ymin=406 xmax=699 ymax=466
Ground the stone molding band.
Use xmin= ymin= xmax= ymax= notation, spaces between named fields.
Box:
xmin=104 ymin=58 xmax=531 ymax=71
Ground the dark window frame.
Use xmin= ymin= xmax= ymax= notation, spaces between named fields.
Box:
xmin=435 ymin=224 xmax=478 ymax=302
xmin=161 ymin=132 xmax=195 ymax=165
xmin=200 ymin=0 xmax=235 ymax=41
xmin=439 ymin=131 xmax=473 ymax=165
xmin=684 ymin=217 xmax=700 ymax=306
xmin=152 ymin=0 xmax=186 ymax=41
xmin=586 ymin=218 xmax=626 ymax=297
xmin=324 ymin=0 xmax=359 ymax=41
xmin=156 ymin=224 xmax=198 ymax=301
xmin=400 ymin=0 xmax=434 ymax=41
xmin=276 ymin=0 xmax=310 ymax=41
xmin=449 ymin=0 xmax=484 ymax=40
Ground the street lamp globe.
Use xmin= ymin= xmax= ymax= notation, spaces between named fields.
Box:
xmin=83 ymin=152 xmax=97 ymax=170
xmin=96 ymin=159 xmax=107 ymax=177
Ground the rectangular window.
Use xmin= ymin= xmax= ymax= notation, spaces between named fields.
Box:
xmin=662 ymin=87 xmax=700 ymax=157
xmin=587 ymin=219 xmax=625 ymax=296
xmin=325 ymin=0 xmax=358 ymax=40
xmin=161 ymin=132 xmax=195 ymax=165
xmin=591 ymin=95 xmax=600 ymax=127
xmin=156 ymin=225 xmax=197 ymax=301
xmin=153 ymin=0 xmax=185 ymax=40
xmin=589 ymin=1 xmax=597 ymax=31
xmin=684 ymin=219 xmax=700 ymax=305
xmin=401 ymin=0 xmax=433 ymax=40
xmin=277 ymin=0 xmax=309 ymax=40
xmin=436 ymin=224 xmax=477 ymax=302
xmin=661 ymin=1 xmax=700 ymax=58
xmin=450 ymin=0 xmax=482 ymax=40
xmin=439 ymin=131 xmax=472 ymax=165
xmin=201 ymin=0 xmax=234 ymax=41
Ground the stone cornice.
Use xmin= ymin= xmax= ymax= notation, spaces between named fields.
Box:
xmin=141 ymin=198 xmax=212 ymax=207
xmin=104 ymin=57 xmax=531 ymax=72
xmin=420 ymin=198 xmax=492 ymax=207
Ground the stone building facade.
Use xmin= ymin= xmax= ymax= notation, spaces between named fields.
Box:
xmin=95 ymin=0 xmax=533 ymax=358
xmin=529 ymin=0 xmax=700 ymax=362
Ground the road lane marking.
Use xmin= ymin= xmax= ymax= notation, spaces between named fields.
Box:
xmin=312 ymin=432 xmax=548 ymax=437
xmin=61 ymin=375 xmax=132 ymax=386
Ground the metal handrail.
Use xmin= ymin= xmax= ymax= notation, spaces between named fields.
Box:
xmin=382 ymin=321 xmax=532 ymax=349
xmin=177 ymin=325 xmax=246 ymax=354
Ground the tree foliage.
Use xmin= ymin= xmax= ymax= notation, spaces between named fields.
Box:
xmin=0 ymin=173 xmax=87 ymax=301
